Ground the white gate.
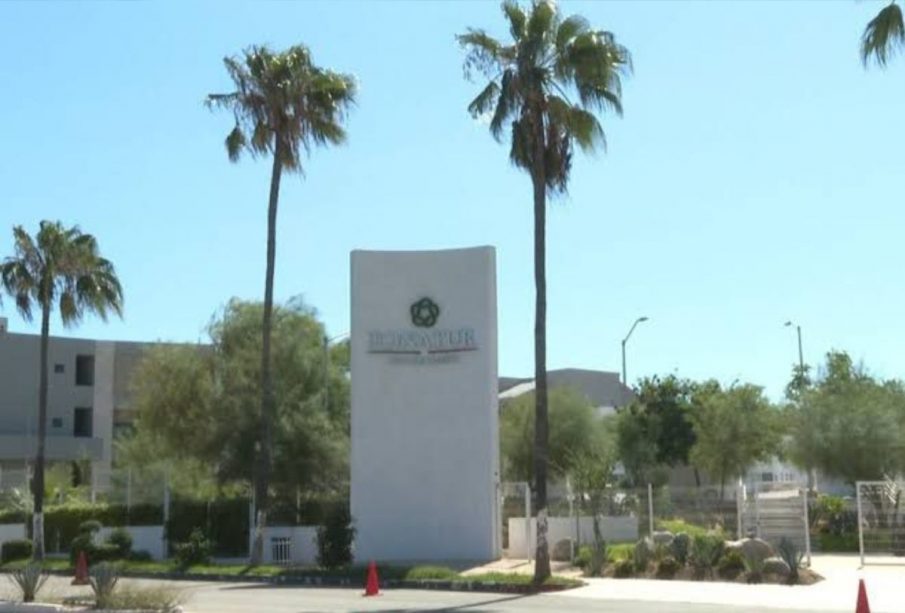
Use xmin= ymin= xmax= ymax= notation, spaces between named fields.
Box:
xmin=856 ymin=479 xmax=905 ymax=566
xmin=741 ymin=481 xmax=811 ymax=566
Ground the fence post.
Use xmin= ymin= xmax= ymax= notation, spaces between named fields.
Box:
xmin=162 ymin=470 xmax=171 ymax=559
xmin=736 ymin=478 xmax=744 ymax=539
xmin=647 ymin=483 xmax=654 ymax=536
xmin=754 ymin=482 xmax=761 ymax=539
xmin=524 ymin=482 xmax=532 ymax=563
xmin=856 ymin=481 xmax=865 ymax=568
xmin=802 ymin=486 xmax=811 ymax=567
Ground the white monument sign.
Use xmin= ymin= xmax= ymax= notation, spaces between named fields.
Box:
xmin=350 ymin=246 xmax=500 ymax=561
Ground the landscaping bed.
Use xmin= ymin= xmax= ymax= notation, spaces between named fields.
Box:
xmin=0 ymin=560 xmax=582 ymax=594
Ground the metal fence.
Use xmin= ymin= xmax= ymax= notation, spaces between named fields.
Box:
xmin=856 ymin=480 xmax=905 ymax=566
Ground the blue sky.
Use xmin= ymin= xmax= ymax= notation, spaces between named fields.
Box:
xmin=1 ymin=1 xmax=903 ymax=400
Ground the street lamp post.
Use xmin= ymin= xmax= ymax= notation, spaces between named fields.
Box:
xmin=323 ymin=332 xmax=349 ymax=412
xmin=621 ymin=316 xmax=649 ymax=386
xmin=784 ymin=321 xmax=804 ymax=372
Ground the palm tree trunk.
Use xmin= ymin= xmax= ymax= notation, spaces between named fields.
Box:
xmin=531 ymin=106 xmax=551 ymax=584
xmin=251 ymin=141 xmax=283 ymax=565
xmin=32 ymin=303 xmax=51 ymax=561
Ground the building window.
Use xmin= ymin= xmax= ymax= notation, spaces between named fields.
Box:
xmin=51 ymin=418 xmax=63 ymax=428
xmin=54 ymin=364 xmax=65 ymax=374
xmin=75 ymin=355 xmax=94 ymax=386
xmin=760 ymin=472 xmax=774 ymax=482
xmin=73 ymin=407 xmax=93 ymax=438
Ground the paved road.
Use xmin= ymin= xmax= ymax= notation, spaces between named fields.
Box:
xmin=178 ymin=583 xmax=846 ymax=613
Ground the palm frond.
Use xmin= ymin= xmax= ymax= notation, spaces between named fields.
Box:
xmin=467 ymin=81 xmax=501 ymax=119
xmin=502 ymin=0 xmax=527 ymax=41
xmin=862 ymin=2 xmax=905 ymax=67
xmin=225 ymin=125 xmax=246 ymax=162
xmin=457 ymin=29 xmax=507 ymax=79
xmin=547 ymin=96 xmax=605 ymax=153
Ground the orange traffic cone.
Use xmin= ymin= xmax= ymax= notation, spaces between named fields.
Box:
xmin=71 ymin=551 xmax=89 ymax=586
xmin=364 ymin=560 xmax=379 ymax=596
xmin=856 ymin=578 xmax=871 ymax=613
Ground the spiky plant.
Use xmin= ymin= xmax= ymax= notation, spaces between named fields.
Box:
xmin=7 ymin=562 xmax=48 ymax=603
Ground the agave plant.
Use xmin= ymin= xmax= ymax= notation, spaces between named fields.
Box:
xmin=90 ymin=562 xmax=121 ymax=609
xmin=8 ymin=562 xmax=48 ymax=603
xmin=777 ymin=537 xmax=804 ymax=585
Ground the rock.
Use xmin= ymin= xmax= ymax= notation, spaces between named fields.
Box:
xmin=739 ymin=538 xmax=774 ymax=564
xmin=552 ymin=538 xmax=575 ymax=562
xmin=763 ymin=556 xmax=791 ymax=577
xmin=652 ymin=531 xmax=674 ymax=547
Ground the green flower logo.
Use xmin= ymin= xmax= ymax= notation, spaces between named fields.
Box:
xmin=410 ymin=297 xmax=440 ymax=328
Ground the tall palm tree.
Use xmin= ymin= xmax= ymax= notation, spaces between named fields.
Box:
xmin=207 ymin=45 xmax=356 ymax=564
xmin=862 ymin=1 xmax=904 ymax=67
xmin=458 ymin=1 xmax=630 ymax=582
xmin=0 ymin=221 xmax=123 ymax=560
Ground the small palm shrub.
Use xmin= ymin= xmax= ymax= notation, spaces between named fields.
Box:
xmin=655 ymin=556 xmax=681 ymax=579
xmin=743 ymin=550 xmax=765 ymax=584
xmin=633 ymin=537 xmax=654 ymax=572
xmin=7 ymin=562 xmax=48 ymax=603
xmin=777 ymin=538 xmax=804 ymax=584
xmin=689 ymin=535 xmax=724 ymax=579
xmin=90 ymin=562 xmax=120 ymax=609
xmin=717 ymin=549 xmax=745 ymax=580
xmin=670 ymin=532 xmax=690 ymax=565
xmin=613 ymin=559 xmax=634 ymax=578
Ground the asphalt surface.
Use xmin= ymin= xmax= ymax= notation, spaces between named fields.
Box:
xmin=178 ymin=583 xmax=847 ymax=613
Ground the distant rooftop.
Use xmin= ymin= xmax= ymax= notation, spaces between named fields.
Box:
xmin=498 ymin=368 xmax=635 ymax=410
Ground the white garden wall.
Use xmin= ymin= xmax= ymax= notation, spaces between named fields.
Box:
xmin=507 ymin=516 xmax=638 ymax=559
xmin=0 ymin=523 xmax=26 ymax=551
xmin=261 ymin=526 xmax=318 ymax=565
xmin=98 ymin=525 xmax=165 ymax=561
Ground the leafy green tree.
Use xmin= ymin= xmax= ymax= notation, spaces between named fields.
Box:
xmin=788 ymin=351 xmax=905 ymax=485
xmin=569 ymin=443 xmax=616 ymax=577
xmin=207 ymin=45 xmax=356 ymax=563
xmin=0 ymin=221 xmax=123 ymax=560
xmin=126 ymin=299 xmax=349 ymax=501
xmin=688 ymin=383 xmax=781 ymax=499
xmin=500 ymin=387 xmax=611 ymax=483
xmin=615 ymin=376 xmax=698 ymax=486
xmin=458 ymin=0 xmax=630 ymax=582
xmin=862 ymin=2 xmax=904 ymax=68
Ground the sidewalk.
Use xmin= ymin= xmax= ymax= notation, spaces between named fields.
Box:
xmin=554 ymin=555 xmax=905 ymax=613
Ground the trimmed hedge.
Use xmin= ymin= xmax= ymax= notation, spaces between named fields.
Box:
xmin=1 ymin=539 xmax=33 ymax=563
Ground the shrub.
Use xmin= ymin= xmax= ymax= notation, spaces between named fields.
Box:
xmin=79 ymin=520 xmax=103 ymax=535
xmin=743 ymin=549 xmax=765 ymax=584
xmin=717 ymin=549 xmax=745 ymax=580
xmin=1 ymin=539 xmax=33 ymax=564
xmin=174 ymin=528 xmax=211 ymax=569
xmin=613 ymin=559 xmax=634 ymax=578
xmin=670 ymin=532 xmax=690 ymax=566
xmin=70 ymin=533 xmax=94 ymax=566
xmin=128 ymin=550 xmax=153 ymax=562
xmin=657 ymin=519 xmax=725 ymax=540
xmin=607 ymin=542 xmax=634 ymax=562
xmin=690 ymin=535 xmax=724 ymax=579
xmin=166 ymin=499 xmax=247 ymax=557
xmin=316 ymin=505 xmax=355 ymax=569
xmin=777 ymin=538 xmax=803 ymax=585
xmin=99 ymin=586 xmax=182 ymax=612
xmin=7 ymin=561 xmax=48 ymax=602
xmin=574 ymin=545 xmax=591 ymax=569
xmin=816 ymin=532 xmax=858 ymax=552
xmin=93 ymin=544 xmax=123 ymax=563
xmin=586 ymin=540 xmax=607 ymax=577
xmin=90 ymin=562 xmax=120 ymax=609
xmin=404 ymin=566 xmax=460 ymax=580
xmin=106 ymin=528 xmax=133 ymax=558
xmin=633 ymin=537 xmax=654 ymax=573
xmin=655 ymin=556 xmax=681 ymax=579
